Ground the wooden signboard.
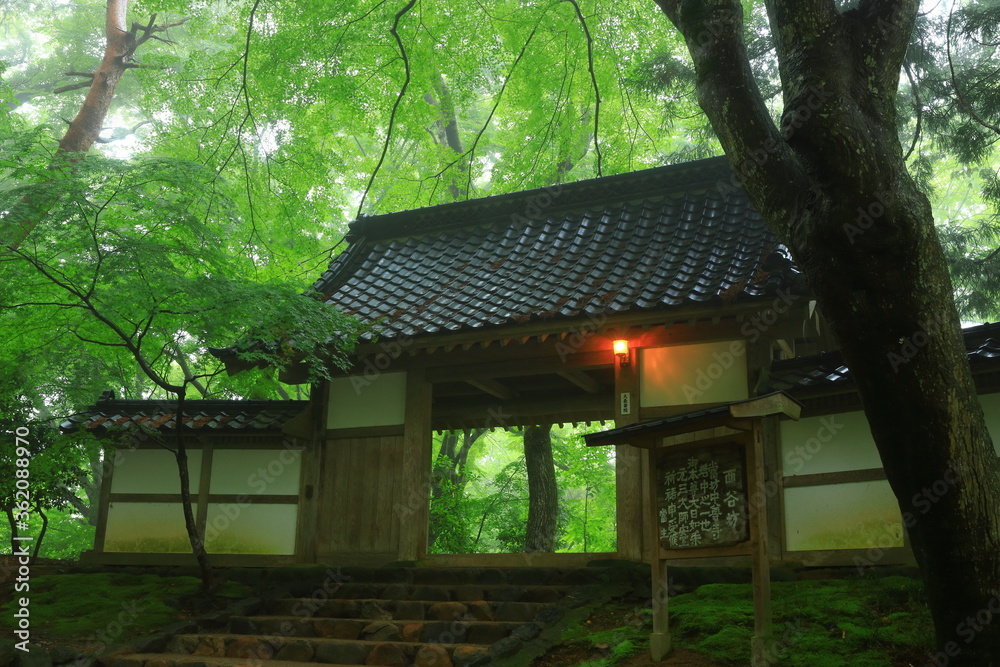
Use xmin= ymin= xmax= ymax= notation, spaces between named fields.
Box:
xmin=655 ymin=445 xmax=748 ymax=550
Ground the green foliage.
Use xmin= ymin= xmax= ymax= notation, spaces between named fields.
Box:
xmin=427 ymin=424 xmax=616 ymax=554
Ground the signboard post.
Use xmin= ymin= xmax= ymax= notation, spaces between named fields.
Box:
xmin=647 ymin=429 xmax=772 ymax=665
xmin=584 ymin=391 xmax=800 ymax=666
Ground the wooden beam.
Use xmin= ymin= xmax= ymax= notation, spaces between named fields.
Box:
xmin=782 ymin=467 xmax=887 ymax=488
xmin=432 ymin=393 xmax=611 ymax=425
xmin=557 ymin=369 xmax=602 ymax=394
xmin=426 ymin=350 xmax=610 ymax=383
xmin=729 ymin=391 xmax=802 ymax=420
xmin=466 ymin=377 xmax=520 ymax=400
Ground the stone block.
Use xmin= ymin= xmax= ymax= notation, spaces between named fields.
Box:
xmin=365 ymin=643 xmax=407 ymax=667
xmin=414 ymin=645 xmax=452 ymax=667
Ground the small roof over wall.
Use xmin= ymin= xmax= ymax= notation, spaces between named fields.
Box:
xmin=584 ymin=391 xmax=802 ymax=449
xmin=312 ymin=156 xmax=805 ymax=344
xmin=61 ymin=390 xmax=309 ymax=433
xmin=766 ymin=322 xmax=1000 ymax=400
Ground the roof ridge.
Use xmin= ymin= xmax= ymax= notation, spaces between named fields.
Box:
xmin=346 ymin=156 xmax=732 ymax=243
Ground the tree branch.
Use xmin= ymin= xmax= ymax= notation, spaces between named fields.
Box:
xmin=654 ymin=0 xmax=805 ymax=230
xmin=562 ymin=0 xmax=602 ymax=177
xmin=946 ymin=0 xmax=1000 ymax=135
xmin=357 ymin=0 xmax=418 ymax=217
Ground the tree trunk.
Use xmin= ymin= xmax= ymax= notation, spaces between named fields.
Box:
xmin=6 ymin=507 xmax=17 ymax=558
xmin=656 ymin=1 xmax=1000 ymax=661
xmin=173 ymin=391 xmax=213 ymax=593
xmin=5 ymin=1 xmax=183 ymax=249
xmin=524 ymin=424 xmax=558 ymax=553
xmin=425 ymin=72 xmax=468 ymax=200
xmin=30 ymin=505 xmax=47 ymax=563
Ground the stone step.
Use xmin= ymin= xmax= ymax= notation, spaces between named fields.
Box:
xmin=166 ymin=634 xmax=491 ymax=666
xmin=315 ymin=565 xmax=605 ymax=587
xmin=265 ymin=598 xmax=542 ymax=623
xmin=237 ymin=615 xmax=522 ymax=645
xmin=277 ymin=581 xmax=571 ymax=603
xmin=112 ymin=654 xmax=358 ymax=667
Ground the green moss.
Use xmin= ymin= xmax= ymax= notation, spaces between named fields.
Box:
xmin=0 ymin=573 xmax=249 ymax=641
xmin=652 ymin=575 xmax=933 ymax=665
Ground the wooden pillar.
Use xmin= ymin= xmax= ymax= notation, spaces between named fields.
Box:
xmin=762 ymin=415 xmax=784 ymax=561
xmin=615 ymin=346 xmax=643 ymax=561
xmin=748 ymin=421 xmax=773 ymax=666
xmin=647 ymin=447 xmax=671 ymax=661
xmin=295 ymin=384 xmax=328 ymax=562
xmin=92 ymin=447 xmax=116 ymax=554
xmin=398 ymin=368 xmax=432 ymax=561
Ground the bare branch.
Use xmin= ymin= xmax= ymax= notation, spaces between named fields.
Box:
xmin=357 ymin=0 xmax=418 ymax=217
xmin=53 ymin=81 xmax=94 ymax=95
xmin=562 ymin=0 xmax=602 ymax=177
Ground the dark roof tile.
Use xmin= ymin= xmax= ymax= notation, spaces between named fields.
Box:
xmin=315 ymin=157 xmax=806 ymax=340
xmin=62 ymin=394 xmax=308 ymax=434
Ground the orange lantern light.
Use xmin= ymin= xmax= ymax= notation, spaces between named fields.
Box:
xmin=613 ymin=339 xmax=630 ymax=367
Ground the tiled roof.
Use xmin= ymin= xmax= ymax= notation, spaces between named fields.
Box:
xmin=767 ymin=322 xmax=1000 ymax=393
xmin=313 ymin=157 xmax=805 ymax=341
xmin=61 ymin=391 xmax=307 ymax=433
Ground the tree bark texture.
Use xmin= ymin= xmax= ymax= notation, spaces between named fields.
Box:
xmin=656 ymin=1 xmax=1000 ymax=662
xmin=524 ymin=424 xmax=558 ymax=553
xmin=6 ymin=1 xmax=182 ymax=249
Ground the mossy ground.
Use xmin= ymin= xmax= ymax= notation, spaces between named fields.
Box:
xmin=534 ymin=573 xmax=934 ymax=666
xmin=0 ymin=572 xmax=250 ymax=648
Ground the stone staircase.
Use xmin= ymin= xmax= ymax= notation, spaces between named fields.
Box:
xmin=108 ymin=566 xmax=635 ymax=667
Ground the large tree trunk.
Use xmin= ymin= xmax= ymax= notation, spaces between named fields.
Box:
xmin=657 ymin=1 xmax=1000 ymax=662
xmin=5 ymin=1 xmax=183 ymax=249
xmin=524 ymin=424 xmax=558 ymax=553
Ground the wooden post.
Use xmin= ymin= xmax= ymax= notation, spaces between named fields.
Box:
xmin=647 ymin=447 xmax=671 ymax=661
xmin=615 ymin=346 xmax=643 ymax=561
xmin=92 ymin=446 xmax=116 ymax=554
xmin=398 ymin=369 xmax=432 ymax=560
xmin=748 ymin=421 xmax=773 ymax=666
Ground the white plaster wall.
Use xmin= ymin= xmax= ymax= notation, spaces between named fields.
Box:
xmin=104 ymin=502 xmax=190 ymax=552
xmin=784 ymin=480 xmax=904 ymax=551
xmin=981 ymin=391 xmax=1000 ymax=455
xmin=780 ymin=410 xmax=881 ymax=476
xmin=210 ymin=448 xmax=301 ymax=496
xmin=640 ymin=341 xmax=748 ymax=407
xmin=110 ymin=448 xmax=202 ymax=494
xmin=327 ymin=371 xmax=407 ymax=429
xmin=204 ymin=503 xmax=297 ymax=555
